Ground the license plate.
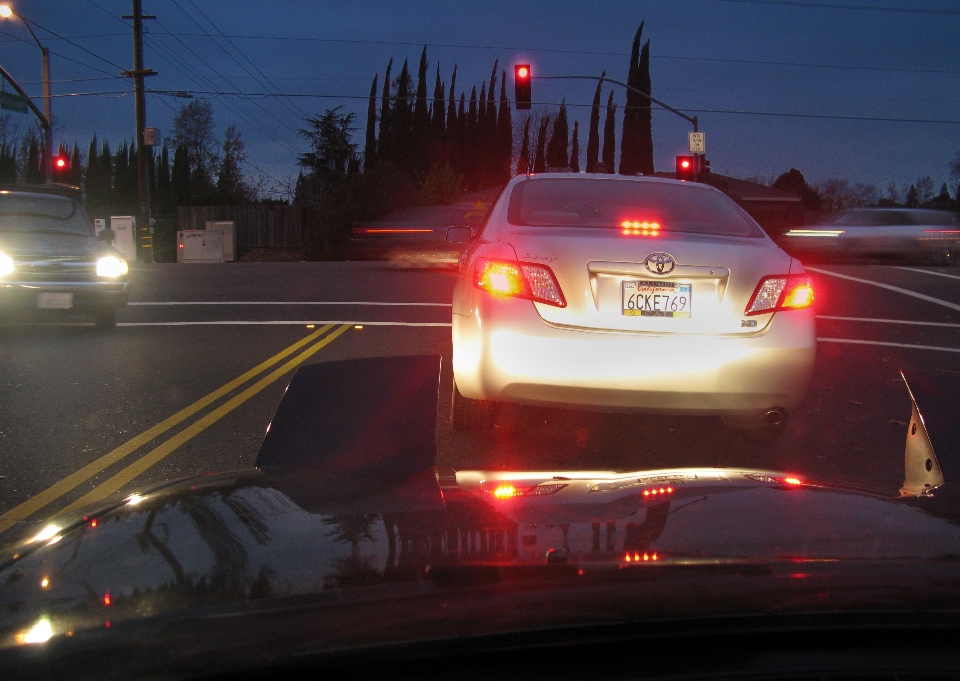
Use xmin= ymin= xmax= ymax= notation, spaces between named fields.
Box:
xmin=37 ymin=292 xmax=73 ymax=309
xmin=622 ymin=281 xmax=691 ymax=317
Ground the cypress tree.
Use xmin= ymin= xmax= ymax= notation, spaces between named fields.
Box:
xmin=155 ymin=144 xmax=172 ymax=214
xmin=586 ymin=72 xmax=605 ymax=172
xmin=466 ymin=86 xmax=478 ymax=189
xmin=430 ymin=63 xmax=445 ymax=166
xmin=412 ymin=46 xmax=431 ymax=174
xmin=0 ymin=144 xmax=15 ymax=184
xmin=85 ymin=135 xmax=98 ymax=206
xmin=516 ymin=116 xmax=530 ymax=176
xmin=171 ymin=143 xmax=190 ymax=206
xmin=24 ymin=137 xmax=41 ymax=184
xmin=482 ymin=60 xmax=498 ymax=187
xmin=497 ymin=70 xmax=512 ymax=182
xmin=602 ymin=90 xmax=616 ymax=173
xmin=637 ymin=38 xmax=653 ymax=175
xmin=99 ymin=141 xmax=113 ymax=206
xmin=378 ymin=58 xmax=393 ymax=166
xmin=456 ymin=92 xmax=466 ymax=179
xmin=546 ymin=101 xmax=569 ymax=169
xmin=620 ymin=21 xmax=644 ymax=175
xmin=533 ymin=116 xmax=549 ymax=173
xmin=392 ymin=59 xmax=413 ymax=173
xmin=477 ymin=82 xmax=487 ymax=148
xmin=570 ymin=121 xmax=580 ymax=173
xmin=445 ymin=66 xmax=458 ymax=170
xmin=70 ymin=143 xmax=82 ymax=186
xmin=364 ymin=73 xmax=378 ymax=171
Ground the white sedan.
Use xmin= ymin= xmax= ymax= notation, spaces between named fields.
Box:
xmin=448 ymin=173 xmax=816 ymax=442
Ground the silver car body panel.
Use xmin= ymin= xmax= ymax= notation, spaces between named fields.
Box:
xmin=452 ymin=174 xmax=816 ymax=417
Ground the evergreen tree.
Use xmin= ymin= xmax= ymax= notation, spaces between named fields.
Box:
xmin=113 ymin=142 xmax=131 ymax=208
xmin=602 ymin=90 xmax=616 ymax=173
xmin=620 ymin=22 xmax=647 ymax=175
xmin=516 ymin=116 xmax=530 ymax=176
xmin=497 ymin=70 xmax=513 ymax=182
xmin=99 ymin=140 xmax=114 ymax=206
xmin=69 ymin=143 xmax=82 ymax=186
xmin=476 ymin=81 xmax=488 ymax=187
xmin=456 ymin=92 xmax=467 ymax=179
xmin=636 ymin=37 xmax=654 ymax=174
xmin=430 ymin=63 xmax=446 ymax=167
xmin=905 ymin=185 xmax=920 ymax=208
xmin=378 ymin=58 xmax=393 ymax=166
xmin=0 ymin=144 xmax=15 ymax=184
xmin=586 ymin=72 xmax=605 ymax=172
xmin=533 ymin=116 xmax=549 ymax=173
xmin=412 ymin=46 xmax=431 ymax=175
xmin=217 ymin=125 xmax=248 ymax=203
xmin=446 ymin=66 xmax=458 ymax=173
xmin=154 ymin=144 xmax=172 ymax=214
xmin=24 ymin=137 xmax=41 ymax=184
xmin=482 ymin=60 xmax=499 ymax=187
xmin=171 ymin=143 xmax=191 ymax=206
xmin=465 ymin=86 xmax=478 ymax=189
xmin=546 ymin=101 xmax=569 ymax=169
xmin=391 ymin=59 xmax=414 ymax=173
xmin=85 ymin=135 xmax=99 ymax=204
xmin=570 ymin=121 xmax=580 ymax=173
xmin=363 ymin=73 xmax=378 ymax=171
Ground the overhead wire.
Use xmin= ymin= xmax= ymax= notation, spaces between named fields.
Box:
xmin=714 ymin=0 xmax=960 ymax=15
xmin=0 ymin=29 xmax=116 ymax=77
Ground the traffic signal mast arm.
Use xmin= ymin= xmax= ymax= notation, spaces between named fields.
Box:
xmin=532 ymin=74 xmax=698 ymax=132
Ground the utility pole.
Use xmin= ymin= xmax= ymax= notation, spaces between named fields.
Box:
xmin=122 ymin=0 xmax=156 ymax=263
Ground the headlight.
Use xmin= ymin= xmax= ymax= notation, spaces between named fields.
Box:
xmin=96 ymin=255 xmax=128 ymax=277
xmin=0 ymin=251 xmax=13 ymax=276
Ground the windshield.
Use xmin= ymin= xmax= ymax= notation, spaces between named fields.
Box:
xmin=507 ymin=177 xmax=764 ymax=237
xmin=2 ymin=2 xmax=959 ymax=678
xmin=0 ymin=194 xmax=92 ymax=236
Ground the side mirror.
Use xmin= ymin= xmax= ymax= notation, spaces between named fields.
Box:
xmin=445 ymin=226 xmax=474 ymax=244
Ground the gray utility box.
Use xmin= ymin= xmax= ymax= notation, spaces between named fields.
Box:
xmin=177 ymin=230 xmax=223 ymax=263
xmin=205 ymin=221 xmax=236 ymax=261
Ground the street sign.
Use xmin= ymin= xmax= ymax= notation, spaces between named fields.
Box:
xmin=688 ymin=132 xmax=705 ymax=154
xmin=0 ymin=91 xmax=27 ymax=114
xmin=143 ymin=127 xmax=160 ymax=146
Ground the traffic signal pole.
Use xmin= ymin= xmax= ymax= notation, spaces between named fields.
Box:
xmin=122 ymin=0 xmax=156 ymax=263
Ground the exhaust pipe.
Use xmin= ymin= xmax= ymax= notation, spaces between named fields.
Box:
xmin=762 ymin=408 xmax=786 ymax=427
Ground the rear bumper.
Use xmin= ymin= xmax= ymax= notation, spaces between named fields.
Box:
xmin=0 ymin=280 xmax=128 ymax=310
xmin=452 ymin=296 xmax=816 ymax=417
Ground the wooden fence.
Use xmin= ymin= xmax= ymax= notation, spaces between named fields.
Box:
xmin=176 ymin=205 xmax=310 ymax=250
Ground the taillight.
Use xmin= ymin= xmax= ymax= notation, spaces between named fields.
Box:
xmin=745 ymin=274 xmax=814 ymax=316
xmin=474 ymin=258 xmax=566 ymax=307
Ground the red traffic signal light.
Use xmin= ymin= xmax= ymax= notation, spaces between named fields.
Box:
xmin=676 ymin=155 xmax=695 ymax=181
xmin=52 ymin=155 xmax=69 ymax=172
xmin=514 ymin=64 xmax=531 ymax=110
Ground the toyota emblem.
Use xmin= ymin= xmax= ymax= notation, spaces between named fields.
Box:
xmin=644 ymin=252 xmax=676 ymax=275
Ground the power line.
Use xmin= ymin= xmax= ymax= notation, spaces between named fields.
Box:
xmin=0 ymin=29 xmax=116 ymax=77
xmin=19 ymin=14 xmax=127 ymax=71
xmin=715 ymin=0 xmax=960 ymax=15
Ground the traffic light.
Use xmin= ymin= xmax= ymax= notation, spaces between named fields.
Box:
xmin=676 ymin=155 xmax=695 ymax=181
xmin=52 ymin=155 xmax=69 ymax=173
xmin=514 ymin=64 xmax=531 ymax=110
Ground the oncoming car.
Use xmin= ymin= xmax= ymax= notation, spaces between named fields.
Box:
xmin=449 ymin=174 xmax=816 ymax=441
xmin=0 ymin=188 xmax=129 ymax=329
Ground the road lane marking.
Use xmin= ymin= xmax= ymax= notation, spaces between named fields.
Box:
xmin=129 ymin=301 xmax=452 ymax=306
xmin=61 ymin=324 xmax=353 ymax=512
xmin=0 ymin=324 xmax=336 ymax=535
xmin=118 ymin=320 xmax=452 ymax=327
xmin=807 ymin=267 xmax=960 ymax=314
xmin=895 ymin=267 xmax=960 ymax=281
xmin=818 ymin=337 xmax=960 ymax=353
xmin=817 ymin=315 xmax=960 ymax=328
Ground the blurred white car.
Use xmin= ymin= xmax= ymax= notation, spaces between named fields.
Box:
xmin=782 ymin=208 xmax=960 ymax=264
xmin=449 ymin=174 xmax=816 ymax=441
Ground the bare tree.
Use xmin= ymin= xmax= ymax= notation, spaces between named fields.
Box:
xmin=216 ymin=125 xmax=249 ymax=203
xmin=173 ymin=100 xmax=219 ymax=194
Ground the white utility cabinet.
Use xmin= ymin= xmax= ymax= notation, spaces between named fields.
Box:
xmin=177 ymin=230 xmax=223 ymax=263
xmin=205 ymin=221 xmax=236 ymax=261
xmin=109 ymin=216 xmax=137 ymax=262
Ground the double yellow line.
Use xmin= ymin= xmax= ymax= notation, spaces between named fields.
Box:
xmin=0 ymin=323 xmax=352 ymax=535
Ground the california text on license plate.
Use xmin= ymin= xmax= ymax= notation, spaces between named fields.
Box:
xmin=622 ymin=281 xmax=691 ymax=317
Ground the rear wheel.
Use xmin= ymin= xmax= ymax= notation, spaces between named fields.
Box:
xmin=93 ymin=307 xmax=117 ymax=329
xmin=451 ymin=380 xmax=498 ymax=432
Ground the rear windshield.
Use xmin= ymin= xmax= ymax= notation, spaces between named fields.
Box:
xmin=0 ymin=193 xmax=92 ymax=236
xmin=507 ymin=178 xmax=765 ymax=238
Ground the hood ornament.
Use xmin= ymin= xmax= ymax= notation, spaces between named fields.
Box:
xmin=644 ymin=252 xmax=676 ymax=275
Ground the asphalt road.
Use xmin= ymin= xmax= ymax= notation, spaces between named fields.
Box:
xmin=1 ymin=260 xmax=959 ymax=542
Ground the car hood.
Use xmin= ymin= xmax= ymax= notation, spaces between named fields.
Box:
xmin=2 ymin=357 xmax=959 ymax=679
xmin=0 ymin=231 xmax=108 ymax=260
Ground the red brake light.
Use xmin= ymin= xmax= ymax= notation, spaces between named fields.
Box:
xmin=745 ymin=274 xmax=814 ymax=316
xmin=621 ymin=221 xmax=660 ymax=236
xmin=474 ymin=258 xmax=566 ymax=307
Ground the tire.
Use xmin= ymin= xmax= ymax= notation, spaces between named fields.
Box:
xmin=93 ymin=307 xmax=117 ymax=329
xmin=451 ymin=380 xmax=498 ymax=432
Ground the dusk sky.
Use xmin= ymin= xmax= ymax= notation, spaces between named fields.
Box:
xmin=0 ymin=0 xmax=957 ymax=199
